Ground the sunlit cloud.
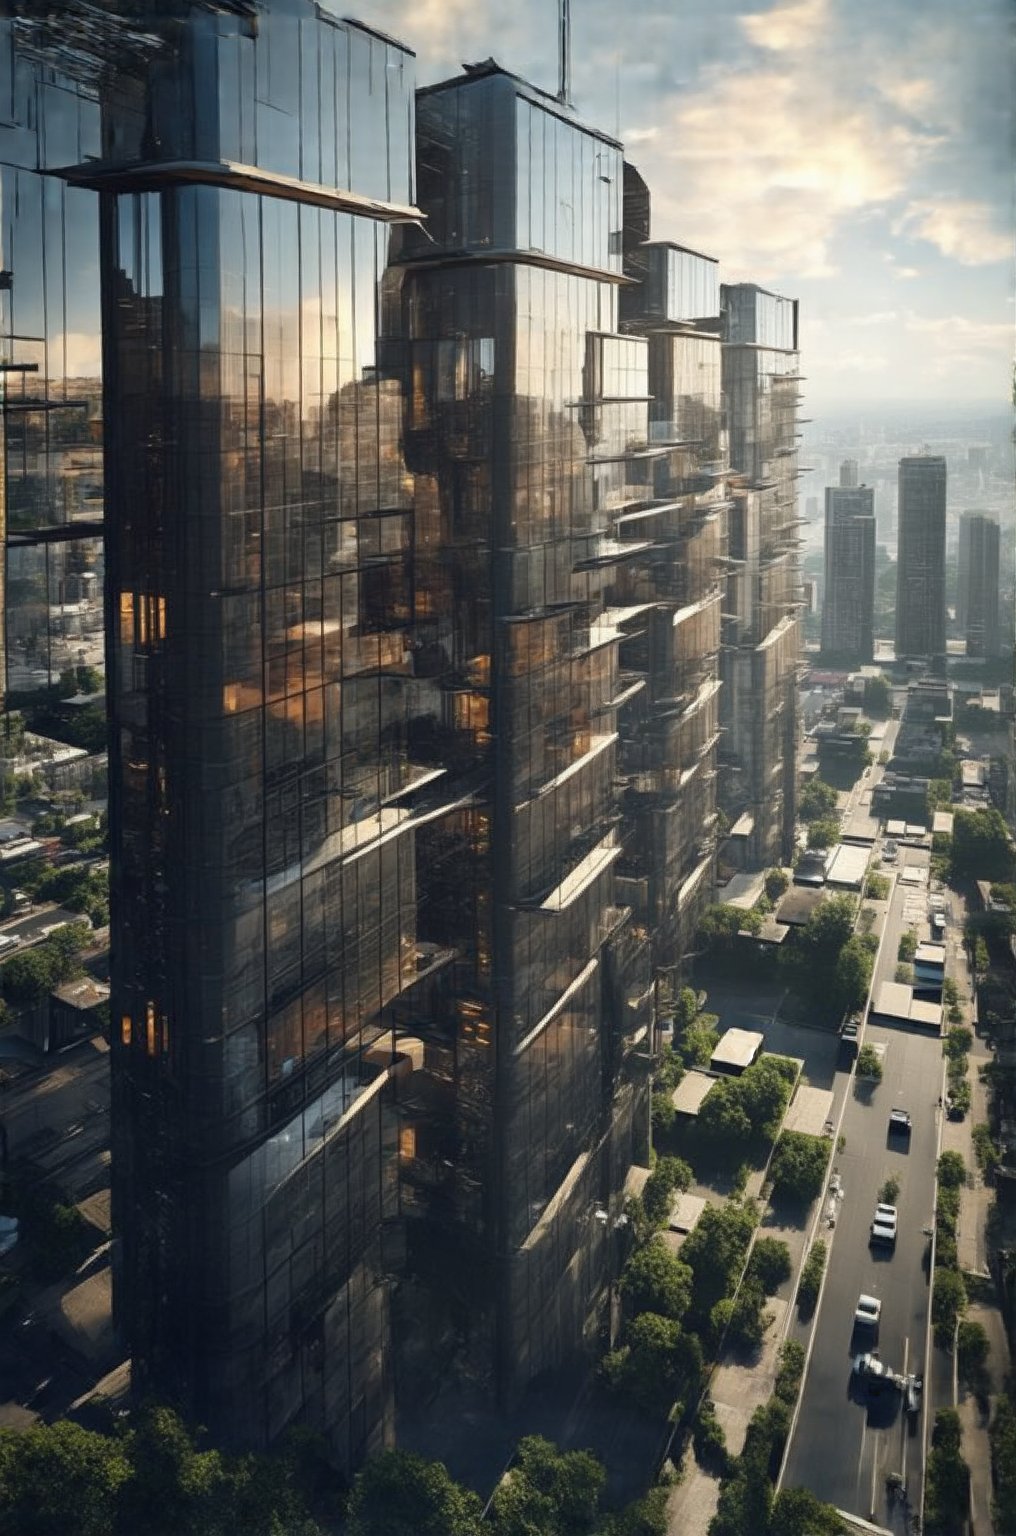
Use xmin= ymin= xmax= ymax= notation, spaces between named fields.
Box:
xmin=741 ymin=0 xmax=830 ymax=53
xmin=893 ymin=197 xmax=1011 ymax=265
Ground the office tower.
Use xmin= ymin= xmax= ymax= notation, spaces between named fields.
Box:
xmin=0 ymin=0 xmax=735 ymax=1472
xmin=720 ymin=284 xmax=802 ymax=866
xmin=617 ymin=209 xmax=729 ymax=970
xmin=87 ymin=5 xmax=421 ymax=1469
xmin=840 ymin=459 xmax=859 ymax=488
xmin=962 ymin=514 xmax=1000 ymax=657
xmin=0 ymin=21 xmax=105 ymax=700
xmin=821 ymin=484 xmax=875 ymax=662
xmin=895 ymin=455 xmax=946 ymax=659
xmin=391 ymin=62 xmax=714 ymax=1409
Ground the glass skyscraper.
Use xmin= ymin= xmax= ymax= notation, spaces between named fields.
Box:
xmin=0 ymin=1 xmax=792 ymax=1474
xmin=895 ymin=454 xmax=946 ymax=661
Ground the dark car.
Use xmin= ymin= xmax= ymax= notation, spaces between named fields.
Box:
xmin=888 ymin=1107 xmax=912 ymax=1136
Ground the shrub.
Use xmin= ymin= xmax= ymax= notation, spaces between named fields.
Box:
xmin=726 ymin=1280 xmax=771 ymax=1355
xmin=944 ymin=1025 xmax=972 ymax=1061
xmin=764 ymin=868 xmax=790 ymax=902
xmin=865 ymin=873 xmax=890 ymax=900
xmin=747 ymin=1237 xmax=792 ymax=1295
xmin=925 ymin=1409 xmax=970 ymax=1535
xmin=619 ymin=1240 xmax=693 ymax=1323
xmin=773 ymin=1340 xmax=805 ymax=1408
xmin=878 ymin=1174 xmax=900 ymax=1204
xmin=642 ymin=1157 xmax=693 ymax=1227
xmin=957 ymin=1319 xmax=990 ymax=1384
xmin=897 ymin=929 xmax=918 ymax=962
xmin=973 ymin=1122 xmax=1001 ymax=1175
xmin=796 ymin=1241 xmax=826 ymax=1318
xmin=856 ymin=1044 xmax=882 ymax=1081
xmin=990 ymin=1395 xmax=1016 ymax=1536
xmin=937 ymin=1150 xmax=966 ymax=1189
xmin=769 ymin=1131 xmax=830 ymax=1204
xmin=693 ymin=1401 xmax=729 ymax=1475
xmin=806 ymin=818 xmax=839 ymax=851
xmin=932 ymin=1267 xmax=968 ymax=1346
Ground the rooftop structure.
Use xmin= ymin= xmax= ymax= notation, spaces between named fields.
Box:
xmin=710 ymin=1027 xmax=765 ymax=1075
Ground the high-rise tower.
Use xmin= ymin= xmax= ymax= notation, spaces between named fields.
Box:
xmin=821 ymin=484 xmax=875 ymax=663
xmin=719 ymin=284 xmax=802 ymax=866
xmin=895 ymin=455 xmax=946 ymax=660
xmin=961 ymin=514 xmax=1000 ymax=657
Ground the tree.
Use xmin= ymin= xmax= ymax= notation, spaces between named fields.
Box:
xmin=764 ymin=868 xmax=790 ymax=902
xmin=724 ymin=1279 xmax=771 ymax=1354
xmin=770 ymin=1487 xmax=847 ymax=1536
xmin=0 ymin=1420 xmax=130 ymax=1536
xmin=799 ymin=778 xmax=838 ymax=823
xmin=619 ymin=1240 xmax=693 ymax=1322
xmin=937 ymin=1150 xmax=966 ymax=1188
xmin=796 ymin=1240 xmax=826 ymax=1318
xmin=865 ymin=872 xmax=890 ymax=900
xmin=601 ymin=1313 xmax=702 ymax=1416
xmin=488 ymin=1437 xmax=604 ymax=1536
xmin=770 ymin=1132 xmax=829 ymax=1204
xmin=598 ymin=1488 xmax=669 ymax=1536
xmin=951 ymin=806 xmax=1014 ymax=883
xmin=925 ymin=1409 xmax=970 ymax=1535
xmin=957 ymin=1320 xmax=989 ymax=1384
xmin=682 ymin=1200 xmax=758 ymax=1319
xmin=862 ymin=674 xmax=892 ymax=718
xmin=747 ymin=1237 xmax=792 ymax=1295
xmin=642 ymin=1157 xmax=692 ymax=1227
xmin=856 ymin=1044 xmax=882 ymax=1081
xmin=832 ymin=937 xmax=872 ymax=1013
xmin=806 ymin=818 xmax=839 ymax=851
xmin=346 ymin=1449 xmax=482 ymax=1536
xmin=932 ymin=1267 xmax=968 ymax=1344
xmin=990 ymin=1395 xmax=1016 ymax=1536
xmin=897 ymin=929 xmax=918 ymax=962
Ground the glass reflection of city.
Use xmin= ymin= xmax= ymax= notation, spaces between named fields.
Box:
xmin=0 ymin=2 xmax=798 ymax=1474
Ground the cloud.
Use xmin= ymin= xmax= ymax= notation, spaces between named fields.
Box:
xmin=894 ymin=198 xmax=1011 ymax=265
xmin=741 ymin=0 xmax=829 ymax=52
xmin=644 ymin=63 xmax=933 ymax=278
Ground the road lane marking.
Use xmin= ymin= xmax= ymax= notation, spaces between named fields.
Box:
xmin=900 ymin=1337 xmax=909 ymax=1481
xmin=869 ymin=1427 xmax=880 ymax=1520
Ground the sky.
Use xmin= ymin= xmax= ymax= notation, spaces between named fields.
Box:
xmin=365 ymin=0 xmax=1013 ymax=411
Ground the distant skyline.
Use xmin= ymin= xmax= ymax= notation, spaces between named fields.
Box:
xmin=366 ymin=0 xmax=1013 ymax=409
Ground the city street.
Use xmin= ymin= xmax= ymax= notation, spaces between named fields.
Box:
xmin=782 ymin=845 xmax=944 ymax=1528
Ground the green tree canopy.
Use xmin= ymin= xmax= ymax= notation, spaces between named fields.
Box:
xmin=0 ymin=1420 xmax=130 ymax=1536
xmin=951 ymin=806 xmax=1014 ymax=883
xmin=832 ymin=937 xmax=872 ymax=1013
xmin=682 ymin=1200 xmax=758 ymax=1319
xmin=806 ymin=818 xmax=839 ymax=851
xmin=346 ymin=1449 xmax=482 ymax=1536
xmin=770 ymin=1132 xmax=830 ymax=1204
xmin=799 ymin=778 xmax=838 ymax=823
xmin=601 ymin=1313 xmax=702 ymax=1416
xmin=488 ymin=1437 xmax=605 ymax=1536
xmin=770 ymin=1486 xmax=847 ymax=1535
xmin=862 ymin=674 xmax=892 ymax=718
xmin=619 ymin=1240 xmax=693 ymax=1322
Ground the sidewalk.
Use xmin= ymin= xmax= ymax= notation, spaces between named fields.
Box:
xmin=664 ymin=1167 xmax=824 ymax=1534
xmin=935 ymin=925 xmax=1009 ymax=1536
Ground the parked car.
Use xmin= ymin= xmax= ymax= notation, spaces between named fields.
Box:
xmin=854 ymin=1293 xmax=882 ymax=1329
xmin=888 ymin=1107 xmax=912 ymax=1136
xmin=869 ymin=1203 xmax=898 ymax=1245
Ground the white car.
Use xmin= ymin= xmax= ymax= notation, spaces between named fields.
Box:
xmin=888 ymin=1107 xmax=912 ymax=1136
xmin=855 ymin=1293 xmax=882 ymax=1328
xmin=870 ymin=1203 xmax=898 ymax=1245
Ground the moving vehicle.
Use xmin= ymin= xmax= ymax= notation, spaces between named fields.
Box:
xmin=854 ymin=1293 xmax=882 ymax=1329
xmin=852 ymin=1352 xmax=898 ymax=1393
xmin=870 ymin=1203 xmax=898 ymax=1245
xmin=888 ymin=1107 xmax=912 ymax=1136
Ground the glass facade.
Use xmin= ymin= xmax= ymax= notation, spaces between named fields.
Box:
xmin=719 ymin=283 xmax=802 ymax=867
xmin=92 ymin=4 xmax=423 ymax=1471
xmin=822 ymin=485 xmax=876 ymax=662
xmin=0 ymin=6 xmax=801 ymax=1472
xmin=895 ymin=455 xmax=946 ymax=660
xmin=0 ymin=19 xmax=104 ymax=693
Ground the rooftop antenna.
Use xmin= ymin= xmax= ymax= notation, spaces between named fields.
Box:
xmin=558 ymin=0 xmax=571 ymax=104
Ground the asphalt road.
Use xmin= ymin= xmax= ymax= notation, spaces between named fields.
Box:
xmin=783 ymin=851 xmax=944 ymax=1527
